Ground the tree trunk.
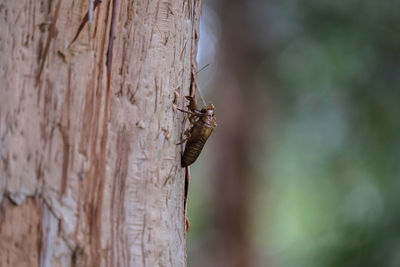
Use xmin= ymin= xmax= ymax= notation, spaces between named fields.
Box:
xmin=0 ymin=0 xmax=201 ymax=266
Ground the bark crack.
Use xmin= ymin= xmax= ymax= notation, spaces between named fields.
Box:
xmin=36 ymin=0 xmax=62 ymax=87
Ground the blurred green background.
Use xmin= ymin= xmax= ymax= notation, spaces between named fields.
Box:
xmin=187 ymin=0 xmax=400 ymax=267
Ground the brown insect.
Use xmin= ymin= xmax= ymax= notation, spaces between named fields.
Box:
xmin=178 ymin=96 xmax=217 ymax=167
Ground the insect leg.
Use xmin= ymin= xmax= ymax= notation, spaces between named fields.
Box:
xmin=184 ymin=96 xmax=198 ymax=112
xmin=176 ymin=130 xmax=191 ymax=145
xmin=177 ymin=108 xmax=203 ymax=117
xmin=176 ymin=108 xmax=196 ymax=115
xmin=176 ymin=138 xmax=188 ymax=145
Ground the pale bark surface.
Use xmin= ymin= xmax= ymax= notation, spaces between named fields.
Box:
xmin=0 ymin=0 xmax=201 ymax=266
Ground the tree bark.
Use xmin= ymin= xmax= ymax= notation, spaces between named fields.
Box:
xmin=0 ymin=0 xmax=201 ymax=266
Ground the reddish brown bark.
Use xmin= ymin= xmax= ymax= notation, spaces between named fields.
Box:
xmin=0 ymin=0 xmax=202 ymax=266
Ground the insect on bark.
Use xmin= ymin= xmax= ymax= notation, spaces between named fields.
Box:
xmin=178 ymin=96 xmax=217 ymax=167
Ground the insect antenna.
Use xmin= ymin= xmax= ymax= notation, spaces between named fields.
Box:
xmin=197 ymin=85 xmax=207 ymax=107
xmin=195 ymin=63 xmax=210 ymax=107
xmin=196 ymin=63 xmax=210 ymax=75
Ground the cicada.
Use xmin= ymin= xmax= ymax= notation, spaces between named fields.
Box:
xmin=178 ymin=96 xmax=217 ymax=167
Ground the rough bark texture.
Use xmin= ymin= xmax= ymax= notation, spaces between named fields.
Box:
xmin=0 ymin=0 xmax=201 ymax=266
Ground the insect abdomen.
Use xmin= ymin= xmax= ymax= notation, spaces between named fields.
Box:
xmin=181 ymin=137 xmax=207 ymax=167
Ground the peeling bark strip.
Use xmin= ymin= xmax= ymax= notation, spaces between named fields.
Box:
xmin=106 ymin=0 xmax=118 ymax=71
xmin=82 ymin=0 xmax=113 ymax=263
xmin=0 ymin=0 xmax=202 ymax=266
xmin=69 ymin=0 xmax=102 ymax=47
xmin=109 ymin=126 xmax=131 ymax=267
xmin=36 ymin=0 xmax=62 ymax=86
